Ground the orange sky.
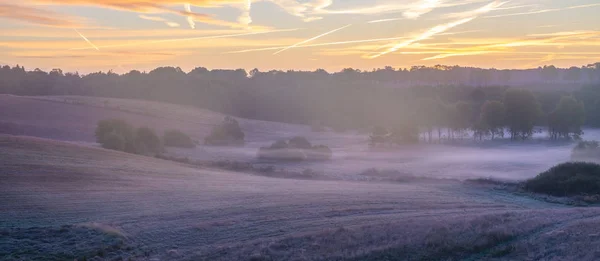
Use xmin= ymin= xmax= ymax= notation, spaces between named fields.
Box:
xmin=1 ymin=0 xmax=599 ymax=73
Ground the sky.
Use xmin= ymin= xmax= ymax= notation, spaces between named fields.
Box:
xmin=0 ymin=0 xmax=599 ymax=73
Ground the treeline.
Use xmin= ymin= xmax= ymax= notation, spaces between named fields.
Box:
xmin=95 ymin=119 xmax=196 ymax=155
xmin=370 ymin=89 xmax=586 ymax=144
xmin=1 ymin=64 xmax=600 ymax=131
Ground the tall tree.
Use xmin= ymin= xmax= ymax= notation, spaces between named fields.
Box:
xmin=504 ymin=89 xmax=541 ymax=140
xmin=481 ymin=101 xmax=505 ymax=139
xmin=548 ymin=96 xmax=585 ymax=140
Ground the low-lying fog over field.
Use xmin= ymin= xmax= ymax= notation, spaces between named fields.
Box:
xmin=3 ymin=95 xmax=600 ymax=260
xmin=1 ymin=95 xmax=593 ymax=182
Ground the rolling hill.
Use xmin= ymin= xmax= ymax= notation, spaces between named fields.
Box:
xmin=2 ymin=135 xmax=600 ymax=260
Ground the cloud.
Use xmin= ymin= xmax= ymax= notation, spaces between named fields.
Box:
xmin=226 ymin=36 xmax=409 ymax=54
xmin=237 ymin=0 xmax=252 ymax=26
xmin=403 ymin=0 xmax=442 ymax=19
xmin=484 ymin=2 xmax=600 ymax=19
xmin=274 ymin=24 xmax=351 ymax=55
xmin=69 ymin=28 xmax=300 ymax=50
xmin=0 ymin=2 xmax=83 ymax=27
xmin=30 ymin=0 xmax=254 ymax=28
xmin=184 ymin=3 xmax=195 ymax=29
xmin=366 ymin=1 xmax=506 ymax=59
xmin=139 ymin=14 xmax=181 ymax=27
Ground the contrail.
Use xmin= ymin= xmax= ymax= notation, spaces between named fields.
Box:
xmin=69 ymin=28 xmax=300 ymax=50
xmin=225 ymin=36 xmax=409 ymax=54
xmin=184 ymin=3 xmax=195 ymax=29
xmin=273 ymin=24 xmax=352 ymax=55
xmin=366 ymin=1 xmax=506 ymax=59
xmin=74 ymin=29 xmax=99 ymax=50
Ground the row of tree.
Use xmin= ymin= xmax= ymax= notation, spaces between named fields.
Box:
xmin=371 ymin=89 xmax=586 ymax=144
xmin=95 ymin=119 xmax=195 ymax=155
xmin=2 ymin=64 xmax=600 ymax=131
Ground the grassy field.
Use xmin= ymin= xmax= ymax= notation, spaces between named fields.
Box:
xmin=2 ymin=135 xmax=600 ymax=260
xmin=0 ymin=95 xmax=583 ymax=181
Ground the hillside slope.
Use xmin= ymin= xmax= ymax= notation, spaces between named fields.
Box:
xmin=2 ymin=135 xmax=600 ymax=260
xmin=0 ymin=95 xmax=322 ymax=143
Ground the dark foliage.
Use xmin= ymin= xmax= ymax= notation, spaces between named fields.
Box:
xmin=524 ymin=162 xmax=600 ymax=196
xmin=204 ymin=116 xmax=245 ymax=146
xmin=163 ymin=129 xmax=195 ymax=148
xmin=95 ymin=119 xmax=136 ymax=153
xmin=134 ymin=127 xmax=162 ymax=154
xmin=2 ymin=64 xmax=600 ymax=131
xmin=258 ymin=137 xmax=332 ymax=161
xmin=95 ymin=119 xmax=162 ymax=155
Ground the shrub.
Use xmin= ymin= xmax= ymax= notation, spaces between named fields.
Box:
xmin=163 ymin=129 xmax=195 ymax=148
xmin=288 ymin=136 xmax=312 ymax=149
xmin=95 ymin=119 xmax=135 ymax=153
xmin=524 ymin=162 xmax=600 ymax=196
xmin=258 ymin=138 xmax=332 ymax=161
xmin=306 ymin=145 xmax=333 ymax=160
xmin=204 ymin=116 xmax=245 ymax=146
xmin=101 ymin=133 xmax=125 ymax=151
xmin=134 ymin=127 xmax=162 ymax=154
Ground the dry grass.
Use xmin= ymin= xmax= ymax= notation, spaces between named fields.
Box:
xmin=2 ymin=135 xmax=600 ymax=260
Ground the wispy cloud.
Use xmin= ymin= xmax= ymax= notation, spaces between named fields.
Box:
xmin=485 ymin=2 xmax=600 ymax=19
xmin=237 ymin=0 xmax=252 ymax=26
xmin=226 ymin=36 xmax=409 ymax=54
xmin=366 ymin=1 xmax=506 ymax=59
xmin=70 ymin=28 xmax=301 ymax=50
xmin=74 ymin=29 xmax=99 ymax=50
xmin=138 ymin=14 xmax=180 ymax=27
xmin=0 ymin=3 xmax=83 ymax=27
xmin=184 ymin=3 xmax=195 ymax=29
xmin=31 ymin=0 xmax=254 ymax=28
xmin=403 ymin=0 xmax=442 ymax=19
xmin=484 ymin=8 xmax=559 ymax=18
xmin=273 ymin=24 xmax=351 ymax=55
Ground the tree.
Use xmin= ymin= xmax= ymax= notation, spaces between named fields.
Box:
xmin=540 ymin=65 xmax=559 ymax=83
xmin=289 ymin=136 xmax=312 ymax=149
xmin=548 ymin=96 xmax=585 ymax=140
xmin=480 ymin=101 xmax=505 ymax=139
xmin=204 ymin=116 xmax=245 ymax=146
xmin=163 ymin=129 xmax=195 ymax=148
xmin=451 ymin=102 xmax=472 ymax=139
xmin=503 ymin=89 xmax=541 ymax=140
xmin=95 ymin=119 xmax=136 ymax=152
xmin=563 ymin=66 xmax=582 ymax=83
xmin=135 ymin=127 xmax=162 ymax=154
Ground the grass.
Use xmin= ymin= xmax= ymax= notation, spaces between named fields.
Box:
xmin=3 ymin=136 xmax=600 ymax=260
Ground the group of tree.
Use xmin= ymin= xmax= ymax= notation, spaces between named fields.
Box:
xmin=204 ymin=116 xmax=245 ymax=146
xmin=258 ymin=136 xmax=332 ymax=161
xmin=95 ymin=119 xmax=194 ymax=155
xmin=2 ymin=64 xmax=600 ymax=131
xmin=370 ymin=88 xmax=586 ymax=144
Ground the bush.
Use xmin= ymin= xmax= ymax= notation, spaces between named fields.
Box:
xmin=101 ymin=133 xmax=125 ymax=151
xmin=306 ymin=145 xmax=333 ymax=160
xmin=163 ymin=129 xmax=195 ymax=148
xmin=204 ymin=116 xmax=245 ymax=146
xmin=95 ymin=119 xmax=135 ymax=153
xmin=258 ymin=138 xmax=332 ymax=161
xmin=524 ymin=162 xmax=600 ymax=196
xmin=95 ymin=119 xmax=162 ymax=155
xmin=134 ymin=127 xmax=162 ymax=154
xmin=288 ymin=136 xmax=312 ymax=149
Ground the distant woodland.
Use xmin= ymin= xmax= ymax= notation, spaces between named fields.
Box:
xmin=1 ymin=64 xmax=600 ymax=138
